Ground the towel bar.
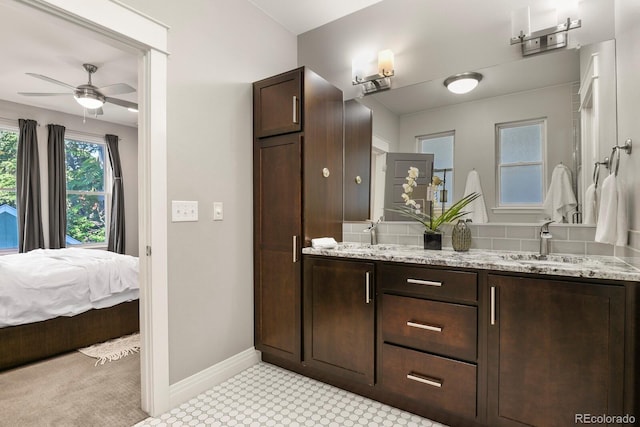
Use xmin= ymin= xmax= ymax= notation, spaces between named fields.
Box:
xmin=593 ymin=158 xmax=609 ymax=188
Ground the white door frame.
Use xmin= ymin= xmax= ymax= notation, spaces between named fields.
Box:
xmin=15 ymin=0 xmax=171 ymax=416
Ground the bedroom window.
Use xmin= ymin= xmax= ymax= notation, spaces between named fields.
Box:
xmin=0 ymin=127 xmax=19 ymax=250
xmin=65 ymin=137 xmax=108 ymax=245
xmin=496 ymin=119 xmax=546 ymax=207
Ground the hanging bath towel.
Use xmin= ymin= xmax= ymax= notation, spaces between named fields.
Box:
xmin=543 ymin=164 xmax=577 ymax=223
xmin=582 ymin=183 xmax=597 ymax=225
xmin=463 ymin=170 xmax=488 ymax=223
xmin=595 ymin=174 xmax=628 ymax=246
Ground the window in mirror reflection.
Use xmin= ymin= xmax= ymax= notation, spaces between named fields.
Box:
xmin=418 ymin=131 xmax=454 ymax=213
xmin=496 ymin=119 xmax=546 ymax=207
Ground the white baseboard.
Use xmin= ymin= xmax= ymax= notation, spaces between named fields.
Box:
xmin=169 ymin=347 xmax=261 ymax=408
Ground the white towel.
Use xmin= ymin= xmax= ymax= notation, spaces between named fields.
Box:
xmin=595 ymin=174 xmax=628 ymax=246
xmin=582 ymin=183 xmax=597 ymax=225
xmin=543 ymin=164 xmax=577 ymax=223
xmin=462 ymin=170 xmax=488 ymax=223
xmin=311 ymin=237 xmax=338 ymax=249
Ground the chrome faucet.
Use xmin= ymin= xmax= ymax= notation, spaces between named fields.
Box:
xmin=539 ymin=220 xmax=554 ymax=257
xmin=364 ymin=217 xmax=382 ymax=245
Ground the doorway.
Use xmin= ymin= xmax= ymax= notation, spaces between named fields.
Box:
xmin=7 ymin=0 xmax=170 ymax=416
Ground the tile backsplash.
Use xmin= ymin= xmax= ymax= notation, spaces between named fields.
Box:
xmin=344 ymin=221 xmax=615 ymax=256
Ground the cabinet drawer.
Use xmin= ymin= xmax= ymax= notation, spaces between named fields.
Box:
xmin=382 ymin=294 xmax=477 ymax=361
xmin=381 ymin=343 xmax=476 ymax=419
xmin=379 ymin=264 xmax=477 ymax=303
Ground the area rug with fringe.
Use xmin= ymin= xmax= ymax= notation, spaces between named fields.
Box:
xmin=78 ymin=332 xmax=140 ymax=365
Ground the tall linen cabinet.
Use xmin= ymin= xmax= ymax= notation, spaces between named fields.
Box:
xmin=253 ymin=67 xmax=344 ymax=362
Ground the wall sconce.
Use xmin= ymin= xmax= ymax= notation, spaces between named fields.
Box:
xmin=444 ymin=72 xmax=483 ymax=94
xmin=510 ymin=5 xmax=581 ymax=56
xmin=352 ymin=49 xmax=395 ymax=95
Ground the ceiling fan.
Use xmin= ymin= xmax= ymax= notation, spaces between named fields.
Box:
xmin=18 ymin=63 xmax=138 ymax=115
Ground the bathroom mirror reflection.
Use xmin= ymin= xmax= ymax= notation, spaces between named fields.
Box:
xmin=359 ymin=39 xmax=617 ymax=224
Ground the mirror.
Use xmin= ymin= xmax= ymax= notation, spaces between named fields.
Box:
xmin=357 ymin=40 xmax=617 ymax=223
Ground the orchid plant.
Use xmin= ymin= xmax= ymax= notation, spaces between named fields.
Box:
xmin=389 ymin=166 xmax=480 ymax=233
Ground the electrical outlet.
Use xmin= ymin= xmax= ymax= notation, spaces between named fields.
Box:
xmin=171 ymin=201 xmax=198 ymax=222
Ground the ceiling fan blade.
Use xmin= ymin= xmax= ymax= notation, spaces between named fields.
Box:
xmin=98 ymin=83 xmax=136 ymax=96
xmin=105 ymin=96 xmax=138 ymax=110
xmin=88 ymin=107 xmax=104 ymax=116
xmin=18 ymin=92 xmax=72 ymax=96
xmin=26 ymin=73 xmax=76 ymax=90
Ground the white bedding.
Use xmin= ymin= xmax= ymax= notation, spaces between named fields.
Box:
xmin=0 ymin=248 xmax=139 ymax=328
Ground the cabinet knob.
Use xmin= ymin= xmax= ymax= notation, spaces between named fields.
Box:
xmin=355 ymin=175 xmax=362 ymax=184
xmin=322 ymin=168 xmax=330 ymax=178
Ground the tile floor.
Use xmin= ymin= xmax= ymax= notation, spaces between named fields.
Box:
xmin=135 ymin=362 xmax=446 ymax=427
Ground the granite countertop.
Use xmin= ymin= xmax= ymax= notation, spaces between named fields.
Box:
xmin=302 ymin=243 xmax=640 ymax=282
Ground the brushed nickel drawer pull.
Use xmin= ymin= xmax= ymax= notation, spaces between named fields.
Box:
xmin=490 ymin=286 xmax=496 ymax=326
xmin=292 ymin=235 xmax=298 ymax=263
xmin=292 ymin=96 xmax=299 ymax=124
xmin=407 ymin=373 xmax=442 ymax=388
xmin=407 ymin=278 xmax=442 ymax=287
xmin=365 ymin=271 xmax=372 ymax=304
xmin=407 ymin=321 xmax=442 ymax=332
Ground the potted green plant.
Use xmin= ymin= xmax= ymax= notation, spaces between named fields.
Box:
xmin=387 ymin=166 xmax=480 ymax=250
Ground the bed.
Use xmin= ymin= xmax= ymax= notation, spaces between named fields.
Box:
xmin=0 ymin=248 xmax=140 ymax=370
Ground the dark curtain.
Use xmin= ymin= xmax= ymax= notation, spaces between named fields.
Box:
xmin=16 ymin=119 xmax=44 ymax=252
xmin=106 ymin=134 xmax=125 ymax=254
xmin=47 ymin=124 xmax=67 ymax=249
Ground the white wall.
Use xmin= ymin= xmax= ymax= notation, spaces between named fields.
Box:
xmin=398 ymin=84 xmax=574 ymax=223
xmin=297 ymin=0 xmax=614 ymax=99
xmin=357 ymin=96 xmax=399 ymax=150
xmin=0 ymin=99 xmax=138 ymax=255
xmin=117 ymin=0 xmax=297 ymax=384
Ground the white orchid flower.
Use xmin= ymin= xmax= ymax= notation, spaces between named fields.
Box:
xmin=408 ymin=167 xmax=419 ymax=179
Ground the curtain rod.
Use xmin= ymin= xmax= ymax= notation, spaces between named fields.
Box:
xmin=0 ymin=117 xmax=121 ymax=140
xmin=0 ymin=116 xmax=40 ymax=127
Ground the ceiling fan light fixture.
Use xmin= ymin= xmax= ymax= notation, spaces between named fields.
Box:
xmin=74 ymin=91 xmax=105 ymax=109
xmin=444 ymin=72 xmax=483 ymax=94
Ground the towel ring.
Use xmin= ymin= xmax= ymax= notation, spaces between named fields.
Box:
xmin=610 ymin=139 xmax=633 ymax=177
xmin=592 ymin=158 xmax=609 ymax=188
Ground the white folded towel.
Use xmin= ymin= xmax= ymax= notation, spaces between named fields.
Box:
xmin=543 ymin=164 xmax=577 ymax=223
xmin=311 ymin=237 xmax=338 ymax=249
xmin=462 ymin=170 xmax=488 ymax=223
xmin=595 ymin=174 xmax=628 ymax=246
xmin=582 ymin=183 xmax=597 ymax=225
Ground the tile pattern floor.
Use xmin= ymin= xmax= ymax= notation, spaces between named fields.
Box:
xmin=136 ymin=362 xmax=447 ymax=427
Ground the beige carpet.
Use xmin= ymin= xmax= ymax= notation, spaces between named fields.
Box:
xmin=0 ymin=350 xmax=148 ymax=427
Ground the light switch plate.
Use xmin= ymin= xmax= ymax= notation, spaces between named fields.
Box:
xmin=171 ymin=200 xmax=198 ymax=222
xmin=213 ymin=202 xmax=223 ymax=221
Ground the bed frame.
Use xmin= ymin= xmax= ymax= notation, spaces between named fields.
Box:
xmin=0 ymin=300 xmax=139 ymax=371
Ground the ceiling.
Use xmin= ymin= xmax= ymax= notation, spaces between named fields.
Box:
xmin=247 ymin=0 xmax=383 ymax=35
xmin=0 ymin=0 xmax=378 ymax=128
xmin=0 ymin=1 xmax=139 ymax=128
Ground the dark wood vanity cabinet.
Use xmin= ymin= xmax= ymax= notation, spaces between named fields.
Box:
xmin=253 ymin=67 xmax=343 ymax=362
xmin=343 ymin=99 xmax=372 ymax=221
xmin=378 ymin=264 xmax=479 ymax=420
xmin=486 ymin=274 xmax=626 ymax=427
xmin=303 ymin=257 xmax=375 ymax=385
xmin=254 ymin=69 xmax=302 ymax=138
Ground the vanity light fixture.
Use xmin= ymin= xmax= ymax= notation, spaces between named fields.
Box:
xmin=510 ymin=5 xmax=581 ymax=56
xmin=444 ymin=72 xmax=483 ymax=94
xmin=352 ymin=49 xmax=395 ymax=95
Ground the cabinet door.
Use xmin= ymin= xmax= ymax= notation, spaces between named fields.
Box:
xmin=254 ymin=135 xmax=302 ymax=361
xmin=253 ymin=68 xmax=302 ymax=138
xmin=487 ymin=275 xmax=625 ymax=427
xmin=304 ymin=258 xmax=375 ymax=385
xmin=344 ymin=99 xmax=372 ymax=221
